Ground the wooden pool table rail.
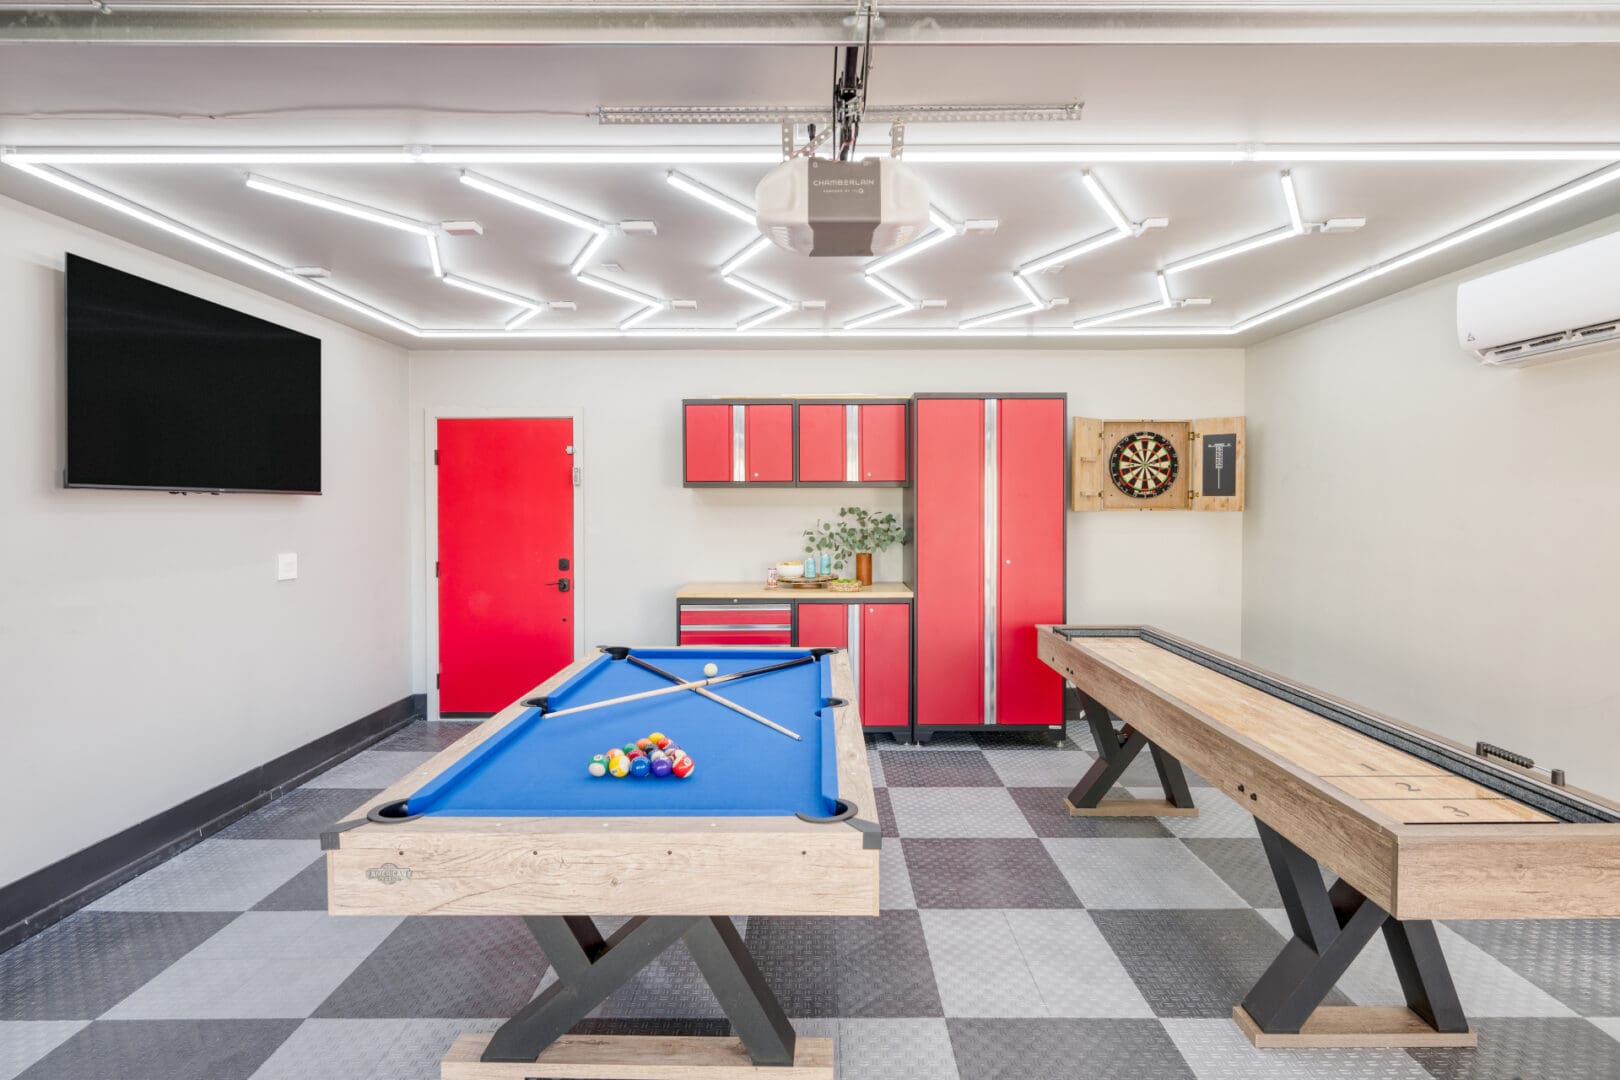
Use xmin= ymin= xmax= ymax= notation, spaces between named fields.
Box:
xmin=1038 ymin=626 xmax=1620 ymax=922
xmin=324 ymin=648 xmax=879 ymax=919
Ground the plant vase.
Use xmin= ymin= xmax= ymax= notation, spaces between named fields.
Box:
xmin=854 ymin=552 xmax=873 ymax=586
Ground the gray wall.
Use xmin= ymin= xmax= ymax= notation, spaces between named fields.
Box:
xmin=1243 ymin=221 xmax=1620 ymax=801
xmin=408 ymin=347 xmax=1248 ymax=708
xmin=0 ymin=195 xmax=413 ymax=888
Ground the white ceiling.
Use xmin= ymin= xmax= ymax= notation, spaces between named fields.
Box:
xmin=3 ymin=40 xmax=1620 ymax=348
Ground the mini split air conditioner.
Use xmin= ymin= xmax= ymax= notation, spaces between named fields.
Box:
xmin=1457 ymin=229 xmax=1620 ymax=367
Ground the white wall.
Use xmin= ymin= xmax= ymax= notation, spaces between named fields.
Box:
xmin=1243 ymin=226 xmax=1620 ymax=801
xmin=408 ymin=348 xmax=1246 ymax=697
xmin=0 ymin=195 xmax=413 ymax=888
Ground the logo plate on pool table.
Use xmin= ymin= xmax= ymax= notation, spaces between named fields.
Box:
xmin=366 ymin=862 xmax=414 ymax=885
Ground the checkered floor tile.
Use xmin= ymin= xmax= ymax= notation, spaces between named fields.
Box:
xmin=3 ymin=719 xmax=1617 ymax=1080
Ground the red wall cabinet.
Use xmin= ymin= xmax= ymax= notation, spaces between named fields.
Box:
xmin=682 ymin=401 xmax=794 ymax=487
xmin=907 ymin=394 xmax=1065 ymax=740
xmin=684 ymin=399 xmax=908 ymax=487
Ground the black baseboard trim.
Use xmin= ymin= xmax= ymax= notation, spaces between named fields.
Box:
xmin=0 ymin=692 xmax=424 ymax=955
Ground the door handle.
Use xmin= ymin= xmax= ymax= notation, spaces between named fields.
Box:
xmin=545 ymin=578 xmax=571 ymax=593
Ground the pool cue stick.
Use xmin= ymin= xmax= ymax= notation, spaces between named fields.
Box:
xmin=624 ymin=654 xmax=801 ymax=741
xmin=537 ymin=655 xmax=817 ymax=720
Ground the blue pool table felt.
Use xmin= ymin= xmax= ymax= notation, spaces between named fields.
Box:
xmin=404 ymin=648 xmax=840 ymax=818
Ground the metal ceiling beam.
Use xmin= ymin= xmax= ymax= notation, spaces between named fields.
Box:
xmin=5 ymin=4 xmax=1620 ymax=45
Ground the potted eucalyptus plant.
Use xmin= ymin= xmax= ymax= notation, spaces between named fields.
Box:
xmin=804 ymin=507 xmax=907 ymax=587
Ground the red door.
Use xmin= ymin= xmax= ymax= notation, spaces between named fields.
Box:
xmin=684 ymin=404 xmax=732 ymax=482
xmin=858 ymin=404 xmax=908 ymax=483
xmin=996 ymin=398 xmax=1066 ymax=726
xmin=860 ymin=602 xmax=911 ymax=729
xmin=745 ymin=405 xmax=794 ymax=482
xmin=797 ymin=405 xmax=846 ymax=482
xmin=796 ymin=601 xmax=849 ymax=648
xmin=437 ymin=418 xmax=575 ymax=713
xmin=913 ymin=397 xmax=985 ymax=729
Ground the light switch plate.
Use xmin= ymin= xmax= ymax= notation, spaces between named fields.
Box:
xmin=277 ymin=552 xmax=298 ymax=581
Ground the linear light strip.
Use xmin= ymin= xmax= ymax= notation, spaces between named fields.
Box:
xmin=723 ymin=274 xmax=793 ymax=311
xmin=568 ymin=231 xmax=608 ymax=276
xmin=577 ymin=272 xmax=660 ymax=308
xmin=441 ymin=273 xmax=542 ymax=310
xmin=3 ymin=160 xmax=419 ymax=335
xmin=459 ymin=170 xmax=607 ymax=235
xmin=244 ymin=174 xmax=433 ymax=235
xmin=1073 ymin=299 xmax=1171 ymax=329
xmin=1281 ymin=171 xmax=1305 ymax=234
xmin=1156 ymin=272 xmax=1173 ymax=306
xmin=504 ymin=307 xmax=542 ymax=331
xmin=1162 ymin=224 xmax=1298 ymax=276
xmin=738 ymin=307 xmax=791 ymax=332
xmin=10 ymin=144 xmax=1620 ymax=167
xmin=1234 ymin=159 xmax=1620 ymax=332
xmin=960 ymin=301 xmax=1043 ymax=331
xmin=1019 ymin=229 xmax=1127 ymax=277
xmin=666 ymin=170 xmax=756 ymax=225
xmin=425 ymin=234 xmax=444 ymax=278
xmin=1080 ymin=171 xmax=1132 ymax=234
xmin=1011 ymin=272 xmax=1047 ymax=310
xmin=844 ymin=305 xmax=911 ymax=331
xmin=862 ymin=207 xmax=961 ymax=277
xmin=621 ymin=303 xmax=665 ymax=332
xmin=867 ymin=276 xmax=918 ymax=311
xmin=720 ymin=236 xmax=771 ymax=276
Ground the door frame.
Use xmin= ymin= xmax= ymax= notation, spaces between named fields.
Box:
xmin=424 ymin=408 xmax=586 ymax=721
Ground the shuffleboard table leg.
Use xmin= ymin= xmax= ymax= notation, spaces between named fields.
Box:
xmin=481 ymin=914 xmax=799 ymax=1068
xmin=1061 ymin=692 xmax=1199 ymax=817
xmin=1236 ymin=821 xmax=1475 ymax=1049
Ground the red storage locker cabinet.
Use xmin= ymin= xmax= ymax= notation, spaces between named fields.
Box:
xmin=676 ymin=602 xmax=792 ymax=646
xmin=745 ymin=404 xmax=794 ymax=482
xmin=796 ymin=405 xmax=846 ymax=483
xmin=795 ymin=601 xmax=849 ymax=649
xmin=907 ymin=394 xmax=1066 ymax=742
xmin=858 ymin=404 xmax=908 ymax=483
xmin=859 ymin=602 xmax=911 ymax=733
xmin=683 ymin=404 xmax=732 ymax=483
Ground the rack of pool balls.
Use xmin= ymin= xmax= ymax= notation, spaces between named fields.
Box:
xmin=588 ymin=732 xmax=694 ymax=780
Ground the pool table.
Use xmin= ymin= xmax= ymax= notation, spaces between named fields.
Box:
xmin=323 ymin=646 xmax=877 ymax=1079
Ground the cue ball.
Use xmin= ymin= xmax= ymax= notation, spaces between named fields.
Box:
xmin=703 ymin=662 xmax=719 ymax=677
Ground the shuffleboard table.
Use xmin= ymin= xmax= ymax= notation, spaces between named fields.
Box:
xmin=1038 ymin=625 xmax=1620 ymax=1049
xmin=323 ymin=646 xmax=879 ymax=1080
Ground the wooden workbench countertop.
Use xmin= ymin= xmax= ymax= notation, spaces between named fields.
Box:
xmin=676 ymin=581 xmax=914 ymax=600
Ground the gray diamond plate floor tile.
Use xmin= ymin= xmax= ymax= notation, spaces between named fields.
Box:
xmin=0 ymin=911 xmax=237 ymax=1020
xmin=1006 ymin=786 xmax=1171 ymax=838
xmin=887 ymin=787 xmax=1036 ymax=839
xmin=371 ymin=722 xmax=478 ymax=753
xmin=1005 ymin=909 xmax=1156 ymax=1018
xmin=947 ymin=1017 xmax=1195 ymax=1080
xmin=1408 ymin=1017 xmax=1620 ymax=1080
xmin=880 ymin=843 xmax=916 ymax=910
xmin=1446 ymin=920 xmax=1620 ymax=1016
xmin=87 ymin=840 xmax=321 ymax=912
xmin=1152 ymin=792 xmax=1259 ymax=839
xmin=745 ymin=911 xmax=941 ymax=1019
xmin=1590 ymin=1016 xmax=1620 ymax=1042
xmin=1090 ymin=909 xmax=1338 ymax=1019
xmin=865 ymin=745 xmax=886 ymax=788
xmin=531 ymin=920 xmax=750 ymax=1021
xmin=882 ymin=732 xmax=982 ymax=751
xmin=302 ymin=751 xmax=435 ymax=790
xmin=15 ymin=1019 xmax=299 ymax=1080
xmin=313 ymin=917 xmax=546 ymax=1019
xmin=981 ymin=745 xmax=1098 ymax=788
xmin=874 ymin=787 xmax=898 ymax=838
xmin=0 ymin=1022 xmax=87 ymax=1080
xmin=250 ymin=859 xmax=328 ymax=912
xmin=1253 ymin=910 xmax=1575 ymax=1018
xmin=840 ymin=1018 xmax=960 ymax=1080
xmin=246 ymin=1018 xmax=412 ymax=1080
xmin=740 ymin=916 xmax=839 ymax=1018
xmin=880 ymin=751 xmax=1003 ymax=788
xmin=1161 ymin=1017 xmax=1435 ymax=1079
xmin=217 ymin=789 xmax=378 ymax=840
xmin=1043 ymin=838 xmax=1247 ymax=909
xmin=1182 ymin=838 xmax=1284 ymax=908
xmin=902 ymin=839 xmax=1080 ymax=909
xmin=920 ymin=910 xmax=1047 ymax=1018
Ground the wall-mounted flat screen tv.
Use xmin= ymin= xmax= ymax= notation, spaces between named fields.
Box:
xmin=65 ymin=254 xmax=322 ymax=494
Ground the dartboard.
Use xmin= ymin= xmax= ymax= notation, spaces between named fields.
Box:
xmin=1108 ymin=430 xmax=1179 ymax=499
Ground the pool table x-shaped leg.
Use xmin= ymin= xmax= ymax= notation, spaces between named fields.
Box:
xmin=480 ymin=914 xmax=797 ymax=1066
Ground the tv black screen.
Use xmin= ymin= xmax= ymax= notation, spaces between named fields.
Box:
xmin=65 ymin=254 xmax=321 ymax=493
